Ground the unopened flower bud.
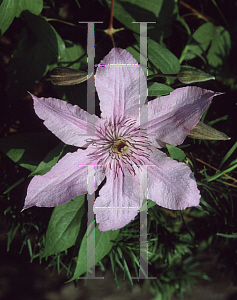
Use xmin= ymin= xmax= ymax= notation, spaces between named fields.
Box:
xmin=50 ymin=67 xmax=92 ymax=85
xmin=188 ymin=122 xmax=230 ymax=140
xmin=177 ymin=68 xmax=215 ymax=84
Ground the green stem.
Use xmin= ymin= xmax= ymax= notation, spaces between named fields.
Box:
xmin=179 ymin=44 xmax=190 ymax=64
xmin=147 ymin=74 xmax=177 ymax=80
xmin=109 ymin=0 xmax=115 ymax=30
xmin=45 ymin=18 xmax=104 ymax=31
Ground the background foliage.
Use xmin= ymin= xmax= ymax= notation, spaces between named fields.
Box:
xmin=0 ymin=0 xmax=237 ymax=299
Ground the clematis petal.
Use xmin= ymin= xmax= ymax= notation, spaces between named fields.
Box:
xmin=94 ymin=168 xmax=142 ymax=231
xmin=142 ymin=86 xmax=221 ymax=147
xmin=95 ymin=48 xmax=147 ymax=121
xmin=147 ymin=148 xmax=200 ymax=210
xmin=31 ymin=94 xmax=101 ymax=148
xmin=23 ymin=146 xmax=105 ymax=210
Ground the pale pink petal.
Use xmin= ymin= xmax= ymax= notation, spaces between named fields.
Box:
xmin=95 ymin=48 xmax=147 ymax=120
xmin=93 ymin=168 xmax=142 ymax=231
xmin=23 ymin=146 xmax=105 ymax=210
xmin=147 ymin=148 xmax=200 ymax=210
xmin=142 ymin=86 xmax=220 ymax=147
xmin=31 ymin=94 xmax=101 ymax=148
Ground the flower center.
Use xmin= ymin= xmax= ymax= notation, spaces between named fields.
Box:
xmin=87 ymin=118 xmax=152 ymax=176
xmin=112 ymin=140 xmax=129 ymax=154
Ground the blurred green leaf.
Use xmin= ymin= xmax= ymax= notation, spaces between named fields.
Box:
xmin=217 ymin=233 xmax=237 ymax=238
xmin=4 ymin=177 xmax=25 ymax=194
xmin=15 ymin=0 xmax=43 ymax=17
xmin=59 ymin=41 xmax=86 ymax=69
xmin=105 ymin=0 xmax=158 ymax=34
xmin=185 ymin=23 xmax=214 ymax=61
xmin=7 ymin=28 xmax=52 ymax=100
xmin=126 ymin=45 xmax=160 ymax=77
xmin=218 ymin=141 xmax=237 ymax=169
xmin=148 ymin=39 xmax=180 ymax=74
xmin=0 ymin=132 xmax=59 ymax=171
xmin=206 ymin=162 xmax=237 ymax=182
xmin=42 ymin=195 xmax=86 ymax=257
xmin=48 ymin=41 xmax=86 ymax=76
xmin=105 ymin=0 xmax=176 ymax=41
xmin=0 ymin=0 xmax=18 ymax=36
xmin=0 ymin=0 xmax=43 ymax=36
xmin=206 ymin=26 xmax=231 ymax=68
xmin=70 ymin=223 xmax=119 ymax=280
xmin=30 ymin=143 xmax=65 ymax=176
xmin=184 ymin=23 xmax=231 ymax=68
xmin=208 ymin=115 xmax=228 ymax=126
xmin=7 ymin=11 xmax=66 ymax=100
xmin=23 ymin=11 xmax=65 ymax=62
xmin=126 ymin=45 xmax=140 ymax=62
xmin=140 ymin=199 xmax=156 ymax=211
xmin=166 ymin=144 xmax=186 ymax=162
xmin=148 ymin=82 xmax=173 ymax=97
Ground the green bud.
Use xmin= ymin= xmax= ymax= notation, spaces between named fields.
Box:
xmin=188 ymin=122 xmax=230 ymax=140
xmin=177 ymin=67 xmax=215 ymax=84
xmin=50 ymin=67 xmax=92 ymax=86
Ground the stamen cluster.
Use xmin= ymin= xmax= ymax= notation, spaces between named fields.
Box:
xmin=88 ymin=117 xmax=152 ymax=176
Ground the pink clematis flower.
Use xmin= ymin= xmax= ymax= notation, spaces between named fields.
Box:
xmin=24 ymin=48 xmax=220 ymax=231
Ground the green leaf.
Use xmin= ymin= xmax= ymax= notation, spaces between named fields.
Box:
xmin=4 ymin=177 xmax=25 ymax=194
xmin=59 ymin=41 xmax=86 ymax=69
xmin=217 ymin=233 xmax=237 ymax=239
xmin=166 ymin=144 xmax=186 ymax=162
xmin=15 ymin=0 xmax=43 ymax=17
xmin=184 ymin=23 xmax=231 ymax=68
xmin=42 ymin=195 xmax=86 ymax=257
xmin=7 ymin=12 xmax=66 ymax=100
xmin=105 ymin=0 xmax=176 ymax=41
xmin=0 ymin=132 xmax=59 ymax=171
xmin=218 ymin=141 xmax=237 ymax=169
xmin=0 ymin=0 xmax=18 ymax=36
xmin=140 ymin=199 xmax=156 ymax=211
xmin=7 ymin=28 xmax=52 ymax=100
xmin=23 ymin=11 xmax=65 ymax=62
xmin=70 ymin=224 xmax=120 ymax=280
xmin=126 ymin=45 xmax=140 ymax=62
xmin=206 ymin=162 xmax=237 ymax=183
xmin=106 ymin=0 xmax=159 ymax=34
xmin=126 ymin=43 xmax=179 ymax=79
xmin=148 ymin=39 xmax=180 ymax=74
xmin=148 ymin=82 xmax=173 ymax=97
xmin=0 ymin=0 xmax=44 ymax=36
xmin=206 ymin=26 xmax=231 ymax=68
xmin=30 ymin=143 xmax=65 ymax=176
xmin=49 ymin=41 xmax=86 ymax=71
xmin=185 ymin=23 xmax=214 ymax=61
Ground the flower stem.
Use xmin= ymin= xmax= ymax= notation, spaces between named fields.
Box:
xmin=109 ymin=0 xmax=115 ymax=31
xmin=147 ymin=74 xmax=177 ymax=80
xmin=108 ymin=0 xmax=115 ymax=46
